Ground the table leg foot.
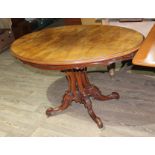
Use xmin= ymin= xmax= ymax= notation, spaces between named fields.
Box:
xmin=108 ymin=92 xmax=120 ymax=99
xmin=87 ymin=85 xmax=120 ymax=101
xmin=82 ymin=95 xmax=103 ymax=128
xmin=95 ymin=117 xmax=104 ymax=128
xmin=46 ymin=91 xmax=72 ymax=117
xmin=107 ymin=63 xmax=116 ymax=77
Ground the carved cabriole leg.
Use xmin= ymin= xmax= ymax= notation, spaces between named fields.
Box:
xmin=46 ymin=91 xmax=72 ymax=116
xmin=81 ymin=68 xmax=120 ymax=101
xmin=46 ymin=67 xmax=120 ymax=128
xmin=46 ymin=70 xmax=81 ymax=117
xmin=86 ymin=85 xmax=120 ymax=101
xmin=46 ymin=72 xmax=74 ymax=116
xmin=75 ymin=71 xmax=103 ymax=128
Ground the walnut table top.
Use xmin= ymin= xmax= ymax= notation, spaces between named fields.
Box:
xmin=11 ymin=25 xmax=144 ymax=68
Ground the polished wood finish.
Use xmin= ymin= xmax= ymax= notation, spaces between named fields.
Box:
xmin=11 ymin=25 xmax=144 ymax=68
xmin=46 ymin=68 xmax=119 ymax=128
xmin=133 ymin=24 xmax=155 ymax=67
xmin=11 ymin=25 xmax=144 ymax=128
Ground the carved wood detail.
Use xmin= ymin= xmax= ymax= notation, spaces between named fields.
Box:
xmin=46 ymin=68 xmax=119 ymax=128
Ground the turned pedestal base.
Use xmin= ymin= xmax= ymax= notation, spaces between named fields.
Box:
xmin=46 ymin=68 xmax=119 ymax=128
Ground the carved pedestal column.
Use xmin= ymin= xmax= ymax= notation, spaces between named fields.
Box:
xmin=46 ymin=68 xmax=119 ymax=128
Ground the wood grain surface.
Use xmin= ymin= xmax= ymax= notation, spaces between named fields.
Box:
xmin=133 ymin=24 xmax=155 ymax=67
xmin=11 ymin=25 xmax=144 ymax=66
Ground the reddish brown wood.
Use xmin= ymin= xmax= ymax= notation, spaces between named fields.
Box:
xmin=19 ymin=51 xmax=132 ymax=128
xmin=20 ymin=52 xmax=137 ymax=71
xmin=46 ymin=90 xmax=72 ymax=116
xmin=11 ymin=25 xmax=144 ymax=128
xmin=64 ymin=18 xmax=82 ymax=25
xmin=46 ymin=68 xmax=119 ymax=128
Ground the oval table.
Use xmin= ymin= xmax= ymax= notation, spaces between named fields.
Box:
xmin=11 ymin=25 xmax=144 ymax=128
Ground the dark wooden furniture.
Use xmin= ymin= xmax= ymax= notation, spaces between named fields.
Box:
xmin=133 ymin=24 xmax=155 ymax=67
xmin=11 ymin=25 xmax=144 ymax=128
xmin=0 ymin=29 xmax=14 ymax=52
xmin=64 ymin=18 xmax=81 ymax=25
xmin=11 ymin=18 xmax=32 ymax=39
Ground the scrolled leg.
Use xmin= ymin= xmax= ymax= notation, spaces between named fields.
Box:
xmin=46 ymin=91 xmax=72 ymax=117
xmin=108 ymin=92 xmax=120 ymax=99
xmin=46 ymin=67 xmax=120 ymax=128
xmin=82 ymin=95 xmax=103 ymax=128
xmin=86 ymin=85 xmax=120 ymax=101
